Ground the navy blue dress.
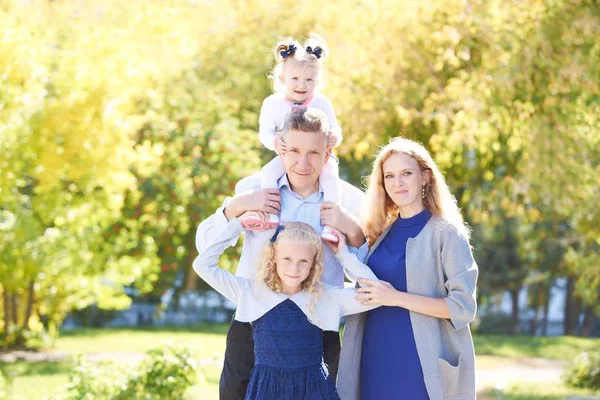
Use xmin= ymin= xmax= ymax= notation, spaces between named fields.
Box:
xmin=361 ymin=210 xmax=431 ymax=400
xmin=246 ymin=299 xmax=339 ymax=400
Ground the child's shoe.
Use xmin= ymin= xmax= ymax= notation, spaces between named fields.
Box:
xmin=321 ymin=226 xmax=339 ymax=243
xmin=264 ymin=213 xmax=280 ymax=230
xmin=239 ymin=211 xmax=266 ymax=231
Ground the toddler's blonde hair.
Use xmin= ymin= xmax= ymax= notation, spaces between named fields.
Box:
xmin=269 ymin=33 xmax=329 ymax=93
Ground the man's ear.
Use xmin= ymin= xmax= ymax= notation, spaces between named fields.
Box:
xmin=324 ymin=147 xmax=332 ymax=163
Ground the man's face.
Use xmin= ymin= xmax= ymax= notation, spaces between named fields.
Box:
xmin=281 ymin=129 xmax=330 ymax=195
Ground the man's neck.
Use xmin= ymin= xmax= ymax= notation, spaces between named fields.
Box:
xmin=286 ymin=175 xmax=319 ymax=199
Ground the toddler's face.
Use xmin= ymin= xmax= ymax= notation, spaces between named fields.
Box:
xmin=281 ymin=61 xmax=317 ymax=104
xmin=274 ymin=238 xmax=315 ymax=295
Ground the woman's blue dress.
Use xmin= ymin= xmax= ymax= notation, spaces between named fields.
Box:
xmin=361 ymin=209 xmax=431 ymax=400
xmin=246 ymin=299 xmax=340 ymax=400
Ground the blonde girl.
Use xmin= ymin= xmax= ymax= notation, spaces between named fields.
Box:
xmin=193 ymin=220 xmax=379 ymax=399
xmin=236 ymin=34 xmax=342 ymax=243
xmin=337 ymin=137 xmax=478 ymax=400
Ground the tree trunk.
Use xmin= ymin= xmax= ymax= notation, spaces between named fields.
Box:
xmin=184 ymin=239 xmax=198 ymax=291
xmin=23 ymin=280 xmax=35 ymax=330
xmin=11 ymin=292 xmax=18 ymax=326
xmin=564 ymin=277 xmax=581 ymax=335
xmin=2 ymin=287 xmax=10 ymax=329
xmin=542 ymin=286 xmax=550 ymax=336
xmin=581 ymin=306 xmax=596 ymax=337
xmin=510 ymin=288 xmax=520 ymax=334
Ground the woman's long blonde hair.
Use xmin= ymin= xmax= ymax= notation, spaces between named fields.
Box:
xmin=257 ymin=222 xmax=324 ymax=317
xmin=362 ymin=137 xmax=470 ymax=246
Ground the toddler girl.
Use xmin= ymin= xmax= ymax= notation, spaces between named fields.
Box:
xmin=236 ymin=34 xmax=342 ymax=242
xmin=193 ymin=220 xmax=379 ymax=399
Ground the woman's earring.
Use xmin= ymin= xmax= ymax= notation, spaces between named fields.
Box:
xmin=421 ymin=185 xmax=426 ymax=199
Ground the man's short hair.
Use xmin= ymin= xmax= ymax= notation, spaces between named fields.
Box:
xmin=282 ymin=107 xmax=329 ymax=138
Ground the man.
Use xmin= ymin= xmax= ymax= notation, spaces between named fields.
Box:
xmin=196 ymin=107 xmax=367 ymax=400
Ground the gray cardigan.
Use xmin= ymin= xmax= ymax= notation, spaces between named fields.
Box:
xmin=337 ymin=216 xmax=478 ymax=400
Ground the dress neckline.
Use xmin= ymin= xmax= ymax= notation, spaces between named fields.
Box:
xmin=395 ymin=209 xmax=431 ymax=228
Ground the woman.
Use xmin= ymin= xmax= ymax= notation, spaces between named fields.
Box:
xmin=337 ymin=138 xmax=478 ymax=400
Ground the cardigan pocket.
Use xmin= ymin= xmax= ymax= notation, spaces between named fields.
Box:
xmin=438 ymin=353 xmax=466 ymax=396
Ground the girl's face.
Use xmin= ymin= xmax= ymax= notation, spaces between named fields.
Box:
xmin=275 ymin=238 xmax=315 ymax=295
xmin=281 ymin=61 xmax=317 ymax=104
xmin=382 ymin=152 xmax=430 ymax=218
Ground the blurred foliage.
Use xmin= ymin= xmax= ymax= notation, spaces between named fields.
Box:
xmin=51 ymin=344 xmax=198 ymax=400
xmin=0 ymin=0 xmax=599 ymax=343
xmin=564 ymin=351 xmax=600 ymax=390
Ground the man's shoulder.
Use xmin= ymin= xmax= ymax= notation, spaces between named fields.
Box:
xmin=339 ymin=179 xmax=365 ymax=210
xmin=339 ymin=179 xmax=364 ymax=198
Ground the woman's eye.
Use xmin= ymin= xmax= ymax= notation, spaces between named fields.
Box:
xmin=384 ymin=174 xmax=393 ymax=179
xmin=404 ymin=171 xmax=412 ymax=176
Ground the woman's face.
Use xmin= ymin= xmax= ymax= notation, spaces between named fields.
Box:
xmin=275 ymin=238 xmax=315 ymax=295
xmin=382 ymin=152 xmax=429 ymax=217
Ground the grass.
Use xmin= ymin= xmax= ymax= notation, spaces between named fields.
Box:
xmin=473 ymin=334 xmax=600 ymax=361
xmin=481 ymin=382 xmax=600 ymax=400
xmin=1 ymin=327 xmax=599 ymax=399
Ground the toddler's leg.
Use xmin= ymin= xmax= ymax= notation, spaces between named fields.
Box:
xmin=259 ymin=156 xmax=285 ymax=229
xmin=320 ymin=159 xmax=341 ymax=243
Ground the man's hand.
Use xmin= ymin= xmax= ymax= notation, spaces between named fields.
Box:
xmin=224 ymin=189 xmax=281 ymax=221
xmin=275 ymin=136 xmax=287 ymax=155
xmin=320 ymin=202 xmax=365 ymax=247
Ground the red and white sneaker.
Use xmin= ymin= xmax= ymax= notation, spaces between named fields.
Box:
xmin=321 ymin=226 xmax=339 ymax=243
xmin=264 ymin=213 xmax=280 ymax=230
xmin=239 ymin=211 xmax=267 ymax=231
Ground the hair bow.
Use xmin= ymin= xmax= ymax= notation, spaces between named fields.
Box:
xmin=270 ymin=225 xmax=285 ymax=243
xmin=305 ymin=46 xmax=323 ymax=59
xmin=280 ymin=43 xmax=297 ymax=59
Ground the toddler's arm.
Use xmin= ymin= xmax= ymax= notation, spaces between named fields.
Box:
xmin=192 ymin=219 xmax=245 ymax=303
xmin=258 ymin=97 xmax=278 ymax=151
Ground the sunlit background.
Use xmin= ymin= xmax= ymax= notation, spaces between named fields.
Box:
xmin=1 ymin=0 xmax=599 ymax=399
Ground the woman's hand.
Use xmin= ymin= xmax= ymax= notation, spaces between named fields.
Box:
xmin=355 ymin=279 xmax=401 ymax=307
xmin=324 ymin=227 xmax=347 ymax=254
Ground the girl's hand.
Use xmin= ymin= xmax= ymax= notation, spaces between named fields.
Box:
xmin=324 ymin=227 xmax=346 ymax=254
xmin=355 ymin=279 xmax=401 ymax=307
xmin=326 ymin=132 xmax=337 ymax=149
xmin=275 ymin=136 xmax=287 ymax=155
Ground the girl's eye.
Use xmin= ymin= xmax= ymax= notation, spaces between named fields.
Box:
xmin=307 ymin=78 xmax=313 ymax=82
xmin=283 ymin=257 xmax=291 ymax=261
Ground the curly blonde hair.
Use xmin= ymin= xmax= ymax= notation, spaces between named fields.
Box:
xmin=257 ymin=222 xmax=324 ymax=318
xmin=362 ymin=137 xmax=471 ymax=246
xmin=269 ymin=33 xmax=329 ymax=93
